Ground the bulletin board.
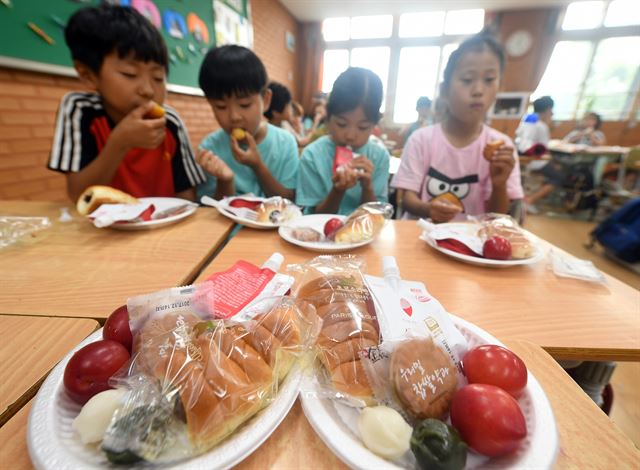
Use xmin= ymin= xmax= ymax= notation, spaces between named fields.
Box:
xmin=0 ymin=0 xmax=252 ymax=95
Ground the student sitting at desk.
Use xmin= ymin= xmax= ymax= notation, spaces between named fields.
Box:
xmin=48 ymin=5 xmax=206 ymax=201
xmin=563 ymin=112 xmax=606 ymax=146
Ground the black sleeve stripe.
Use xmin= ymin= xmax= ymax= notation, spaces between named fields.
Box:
xmin=165 ymin=107 xmax=206 ymax=185
xmin=49 ymin=93 xmax=102 ymax=172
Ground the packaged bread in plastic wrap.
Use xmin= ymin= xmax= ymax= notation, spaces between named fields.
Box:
xmin=101 ymin=283 xmax=319 ymax=464
xmin=475 ymin=213 xmax=535 ymax=259
xmin=333 ymin=202 xmax=393 ymax=244
xmin=289 ymin=255 xmax=382 ymax=405
xmin=358 ymin=335 xmax=459 ymax=424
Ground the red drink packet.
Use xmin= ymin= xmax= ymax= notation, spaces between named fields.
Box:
xmin=229 ymin=198 xmax=262 ymax=210
xmin=436 ymin=238 xmax=481 ymax=257
xmin=333 ymin=146 xmax=354 ymax=174
xmin=204 ymin=260 xmax=277 ymax=319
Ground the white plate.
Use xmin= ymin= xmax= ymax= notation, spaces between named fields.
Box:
xmin=300 ymin=314 xmax=558 ymax=470
xmin=278 ymin=214 xmax=374 ymax=253
xmin=27 ymin=328 xmax=302 ymax=470
xmin=420 ymin=222 xmax=546 ymax=268
xmin=110 ymin=197 xmax=197 ymax=231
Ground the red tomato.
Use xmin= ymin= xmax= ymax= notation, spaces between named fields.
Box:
xmin=323 ymin=218 xmax=344 ymax=240
xmin=103 ymin=305 xmax=132 ymax=353
xmin=63 ymin=340 xmax=130 ymax=405
xmin=463 ymin=345 xmax=527 ymax=397
xmin=450 ymin=384 xmax=527 ymax=457
xmin=483 ymin=236 xmax=512 ymax=260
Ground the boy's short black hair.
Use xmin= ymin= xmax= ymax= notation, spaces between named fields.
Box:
xmin=65 ymin=5 xmax=168 ymax=74
xmin=199 ymin=45 xmax=268 ymax=99
xmin=264 ymin=82 xmax=292 ymax=119
xmin=533 ymin=96 xmax=554 ymax=113
xmin=442 ymin=30 xmax=505 ymax=93
xmin=327 ymin=67 xmax=383 ymax=124
xmin=416 ymin=96 xmax=432 ymax=110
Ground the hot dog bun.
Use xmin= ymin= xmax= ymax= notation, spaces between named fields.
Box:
xmin=256 ymin=198 xmax=290 ymax=224
xmin=76 ymin=185 xmax=138 ymax=216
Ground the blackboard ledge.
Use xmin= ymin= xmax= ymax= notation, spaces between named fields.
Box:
xmin=0 ymin=56 xmax=204 ymax=96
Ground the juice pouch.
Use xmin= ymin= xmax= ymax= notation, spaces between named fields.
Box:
xmin=203 ymin=253 xmax=294 ymax=320
xmin=333 ymin=145 xmax=354 ymax=174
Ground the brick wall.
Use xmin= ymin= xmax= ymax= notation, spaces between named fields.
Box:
xmin=0 ymin=0 xmax=300 ymax=201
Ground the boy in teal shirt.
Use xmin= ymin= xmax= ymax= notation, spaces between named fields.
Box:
xmin=296 ymin=68 xmax=389 ymax=215
xmin=196 ymin=46 xmax=298 ymax=200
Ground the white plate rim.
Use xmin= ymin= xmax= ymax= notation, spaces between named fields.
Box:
xmin=420 ymin=222 xmax=546 ymax=268
xmin=278 ymin=214 xmax=374 ymax=253
xmin=109 ymin=197 xmax=197 ymax=231
xmin=27 ymin=328 xmax=302 ymax=470
xmin=300 ymin=314 xmax=559 ymax=470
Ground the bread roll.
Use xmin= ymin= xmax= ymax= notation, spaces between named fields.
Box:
xmin=334 ymin=211 xmax=385 ymax=244
xmin=483 ymin=139 xmax=505 ymax=161
xmin=76 ymin=185 xmax=138 ymax=216
xmin=231 ymin=128 xmax=246 ymax=141
xmin=329 ymin=359 xmax=374 ymax=401
xmin=298 ymin=273 xmax=380 ymax=402
xmin=130 ymin=304 xmax=306 ymax=452
xmin=144 ymin=102 xmax=165 ymax=119
xmin=390 ymin=338 xmax=457 ymax=420
xmin=256 ymin=198 xmax=290 ymax=224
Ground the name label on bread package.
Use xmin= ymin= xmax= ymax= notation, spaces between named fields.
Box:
xmin=364 ymin=274 xmax=468 ymax=376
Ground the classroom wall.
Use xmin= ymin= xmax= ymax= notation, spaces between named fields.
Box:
xmin=0 ymin=0 xmax=300 ymax=201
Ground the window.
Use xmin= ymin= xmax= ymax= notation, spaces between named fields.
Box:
xmin=577 ymin=36 xmax=640 ymax=119
xmin=394 ymin=47 xmax=441 ymax=123
xmin=534 ymin=0 xmax=640 ymax=120
xmin=321 ymin=49 xmax=349 ymax=92
xmin=322 ymin=17 xmax=349 ymax=42
xmin=399 ymin=11 xmax=445 ymax=38
xmin=535 ymin=41 xmax=593 ymax=119
xmin=350 ymin=47 xmax=391 ymax=109
xmin=604 ymin=0 xmax=640 ymax=27
xmin=444 ymin=9 xmax=484 ymax=35
xmin=321 ymin=10 xmax=483 ymax=124
xmin=562 ymin=1 xmax=605 ymax=30
xmin=350 ymin=15 xmax=393 ymax=39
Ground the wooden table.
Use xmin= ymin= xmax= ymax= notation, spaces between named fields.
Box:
xmin=197 ymin=222 xmax=640 ymax=361
xmin=2 ymin=340 xmax=637 ymax=469
xmin=0 ymin=201 xmax=234 ymax=319
xmin=0 ymin=315 xmax=98 ymax=425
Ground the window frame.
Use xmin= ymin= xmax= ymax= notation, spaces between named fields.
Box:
xmin=322 ymin=12 xmax=481 ymax=126
xmin=536 ymin=0 xmax=640 ymax=120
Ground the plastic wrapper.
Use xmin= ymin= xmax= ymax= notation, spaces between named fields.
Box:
xmin=102 ymin=283 xmax=319 ymax=464
xmin=473 ymin=213 xmax=536 ymax=259
xmin=0 ymin=216 xmax=51 ymax=249
xmin=289 ymin=255 xmax=382 ymax=406
xmin=548 ymin=249 xmax=606 ymax=284
xmin=332 ymin=202 xmax=393 ymax=244
xmin=359 ymin=336 xmax=459 ymax=425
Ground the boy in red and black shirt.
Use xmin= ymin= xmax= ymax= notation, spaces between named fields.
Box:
xmin=48 ymin=5 xmax=205 ymax=201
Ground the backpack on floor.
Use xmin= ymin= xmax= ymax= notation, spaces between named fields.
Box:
xmin=590 ymin=198 xmax=640 ymax=263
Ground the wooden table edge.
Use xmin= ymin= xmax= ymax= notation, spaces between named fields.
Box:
xmin=0 ymin=317 xmax=100 ymax=426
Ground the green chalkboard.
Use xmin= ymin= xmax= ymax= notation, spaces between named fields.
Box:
xmin=0 ymin=0 xmax=250 ymax=93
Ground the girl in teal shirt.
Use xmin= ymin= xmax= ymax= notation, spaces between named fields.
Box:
xmin=296 ymin=67 xmax=390 ymax=215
